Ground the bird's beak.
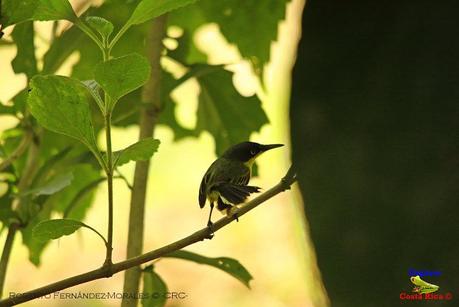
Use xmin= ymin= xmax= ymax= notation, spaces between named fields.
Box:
xmin=260 ymin=144 xmax=284 ymax=152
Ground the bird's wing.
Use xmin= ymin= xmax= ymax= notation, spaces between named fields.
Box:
xmin=216 ymin=183 xmax=260 ymax=204
xmin=199 ymin=171 xmax=210 ymax=208
xmin=200 ymin=159 xmax=252 ymax=208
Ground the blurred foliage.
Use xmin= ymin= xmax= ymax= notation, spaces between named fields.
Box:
xmin=165 ymin=250 xmax=253 ymax=288
xmin=291 ymin=1 xmax=459 ymax=306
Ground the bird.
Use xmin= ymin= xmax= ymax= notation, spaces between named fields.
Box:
xmin=199 ymin=141 xmax=284 ymax=228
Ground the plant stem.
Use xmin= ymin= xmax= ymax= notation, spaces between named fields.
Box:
xmin=104 ymin=113 xmax=114 ymax=267
xmin=0 ymin=224 xmax=18 ymax=298
xmin=0 ymin=134 xmax=40 ymax=298
xmin=121 ymin=15 xmax=167 ymax=307
xmin=100 ymin=41 xmax=114 ymax=267
xmin=75 ymin=20 xmax=104 ymax=51
xmin=0 ymin=166 xmax=297 ymax=306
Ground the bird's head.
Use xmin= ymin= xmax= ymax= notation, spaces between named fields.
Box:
xmin=222 ymin=141 xmax=284 ymax=165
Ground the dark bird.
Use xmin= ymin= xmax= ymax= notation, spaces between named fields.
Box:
xmin=199 ymin=141 xmax=284 ymax=228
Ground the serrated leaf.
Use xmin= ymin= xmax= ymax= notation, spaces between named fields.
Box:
xmin=94 ymin=53 xmax=150 ymax=105
xmin=28 ymin=75 xmax=101 ymax=160
xmin=11 ymin=21 xmax=38 ymax=78
xmin=142 ymin=265 xmax=168 ymax=307
xmin=168 ymin=0 xmax=289 ymax=73
xmin=200 ymin=0 xmax=289 ymax=73
xmin=127 ymin=0 xmax=198 ymax=26
xmin=86 ymin=16 xmax=114 ymax=39
xmin=0 ymin=0 xmax=77 ymax=28
xmin=165 ymin=250 xmax=253 ymax=288
xmin=194 ymin=66 xmax=269 ymax=155
xmin=114 ymin=138 xmax=160 ymax=167
xmin=24 ymin=171 xmax=74 ymax=197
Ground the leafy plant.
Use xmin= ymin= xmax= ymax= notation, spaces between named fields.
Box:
xmin=0 ymin=0 xmax=292 ymax=305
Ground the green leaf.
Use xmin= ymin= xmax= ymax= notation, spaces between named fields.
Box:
xmin=157 ymin=70 xmax=196 ymax=140
xmin=142 ymin=265 xmax=168 ymax=307
xmin=32 ymin=219 xmax=83 ymax=242
xmin=114 ymin=138 xmax=160 ymax=167
xmin=29 ymin=147 xmax=72 ymax=190
xmin=11 ymin=88 xmax=29 ymax=114
xmin=168 ymin=5 xmax=207 ymax=64
xmin=24 ymin=171 xmax=74 ymax=197
xmin=63 ymin=177 xmax=105 ymax=219
xmin=27 ymin=75 xmax=102 ymax=162
xmin=127 ymin=0 xmax=198 ymax=26
xmin=200 ymin=0 xmax=289 ymax=73
xmin=166 ymin=30 xmax=207 ymax=64
xmin=20 ymin=202 xmax=53 ymax=266
xmin=11 ymin=21 xmax=38 ymax=78
xmin=158 ymin=97 xmax=196 ymax=141
xmin=168 ymin=0 xmax=289 ymax=73
xmin=194 ymin=65 xmax=269 ymax=155
xmin=32 ymin=218 xmax=106 ymax=245
xmin=86 ymin=16 xmax=114 ymax=39
xmin=165 ymin=250 xmax=253 ymax=288
xmin=93 ymin=53 xmax=150 ymax=105
xmin=0 ymin=0 xmax=77 ymax=28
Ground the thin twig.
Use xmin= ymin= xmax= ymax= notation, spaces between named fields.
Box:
xmin=0 ymin=132 xmax=32 ymax=172
xmin=0 ymin=136 xmax=40 ymax=298
xmin=114 ymin=170 xmax=132 ymax=190
xmin=0 ymin=224 xmax=18 ymax=298
xmin=0 ymin=166 xmax=297 ymax=306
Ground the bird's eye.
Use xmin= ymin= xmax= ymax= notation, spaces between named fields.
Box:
xmin=250 ymin=149 xmax=257 ymax=156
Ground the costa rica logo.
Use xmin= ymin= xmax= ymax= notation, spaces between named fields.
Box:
xmin=410 ymin=275 xmax=439 ymax=294
xmin=399 ymin=274 xmax=453 ymax=301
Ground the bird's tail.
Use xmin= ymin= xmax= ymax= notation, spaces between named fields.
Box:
xmin=214 ymin=182 xmax=261 ymax=205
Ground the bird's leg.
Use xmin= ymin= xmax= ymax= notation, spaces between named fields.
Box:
xmin=206 ymin=203 xmax=215 ymax=238
xmin=207 ymin=202 xmax=214 ymax=227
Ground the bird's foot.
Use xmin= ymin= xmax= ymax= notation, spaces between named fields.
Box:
xmin=227 ymin=206 xmax=240 ymax=222
xmin=206 ymin=221 xmax=215 ymax=239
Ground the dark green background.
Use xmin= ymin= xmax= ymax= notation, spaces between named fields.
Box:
xmin=291 ymin=1 xmax=459 ymax=306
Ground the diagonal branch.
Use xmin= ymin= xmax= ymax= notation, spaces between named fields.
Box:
xmin=0 ymin=166 xmax=297 ymax=307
